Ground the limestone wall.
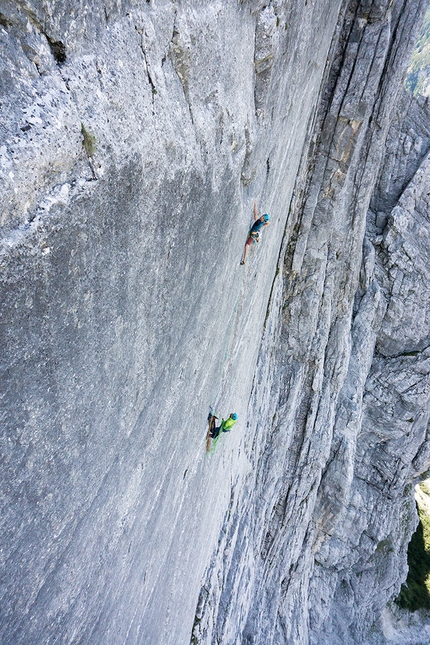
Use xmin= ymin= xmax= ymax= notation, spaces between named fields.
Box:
xmin=0 ymin=1 xmax=429 ymax=644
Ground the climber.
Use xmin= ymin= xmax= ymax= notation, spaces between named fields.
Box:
xmin=210 ymin=413 xmax=238 ymax=439
xmin=240 ymin=200 xmax=270 ymax=265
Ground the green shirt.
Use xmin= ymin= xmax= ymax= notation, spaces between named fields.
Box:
xmin=221 ymin=417 xmax=237 ymax=432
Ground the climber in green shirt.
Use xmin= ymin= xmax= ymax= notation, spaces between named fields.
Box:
xmin=210 ymin=413 xmax=237 ymax=439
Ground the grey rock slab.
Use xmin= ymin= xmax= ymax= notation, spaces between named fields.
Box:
xmin=2 ymin=0 xmax=430 ymax=644
xmin=192 ymin=1 xmax=430 ymax=645
xmin=0 ymin=0 xmax=343 ymax=644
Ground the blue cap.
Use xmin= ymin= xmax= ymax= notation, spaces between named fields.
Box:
xmin=263 ymin=214 xmax=269 ymax=222
xmin=231 ymin=413 xmax=237 ymax=420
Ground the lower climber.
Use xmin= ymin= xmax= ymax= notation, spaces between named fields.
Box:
xmin=210 ymin=413 xmax=238 ymax=439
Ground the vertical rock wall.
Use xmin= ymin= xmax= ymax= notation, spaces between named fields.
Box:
xmin=1 ymin=1 xmax=343 ymax=643
xmin=192 ymin=1 xmax=430 ymax=644
xmin=1 ymin=0 xmax=429 ymax=644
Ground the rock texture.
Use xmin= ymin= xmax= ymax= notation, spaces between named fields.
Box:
xmin=192 ymin=2 xmax=430 ymax=644
xmin=0 ymin=0 xmax=429 ymax=644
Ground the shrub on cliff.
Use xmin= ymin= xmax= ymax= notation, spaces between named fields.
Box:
xmin=396 ymin=484 xmax=430 ymax=612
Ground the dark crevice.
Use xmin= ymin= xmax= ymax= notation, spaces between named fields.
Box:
xmin=136 ymin=30 xmax=157 ymax=101
xmin=4 ymin=3 xmax=67 ymax=65
xmin=0 ymin=12 xmax=12 ymax=28
xmin=26 ymin=11 xmax=67 ymax=64
xmin=46 ymin=36 xmax=67 ymax=65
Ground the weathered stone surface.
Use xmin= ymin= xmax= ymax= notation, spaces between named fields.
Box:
xmin=192 ymin=1 xmax=430 ymax=644
xmin=0 ymin=1 xmax=343 ymax=643
xmin=1 ymin=0 xmax=429 ymax=644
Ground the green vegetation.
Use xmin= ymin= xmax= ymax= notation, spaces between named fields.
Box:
xmin=81 ymin=123 xmax=96 ymax=157
xmin=405 ymin=5 xmax=430 ymax=97
xmin=396 ymin=482 xmax=430 ymax=611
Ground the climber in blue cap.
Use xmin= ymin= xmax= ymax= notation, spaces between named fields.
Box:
xmin=241 ymin=200 xmax=270 ymax=265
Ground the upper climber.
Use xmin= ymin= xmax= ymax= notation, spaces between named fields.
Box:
xmin=240 ymin=200 xmax=270 ymax=265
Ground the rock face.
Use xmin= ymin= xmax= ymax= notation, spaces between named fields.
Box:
xmin=0 ymin=1 xmax=429 ymax=644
